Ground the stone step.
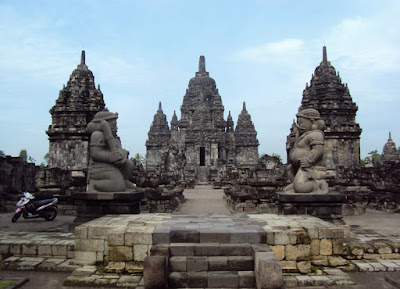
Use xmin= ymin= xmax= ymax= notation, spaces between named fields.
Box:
xmin=168 ymin=271 xmax=255 ymax=288
xmin=169 ymin=243 xmax=253 ymax=256
xmin=170 ymin=256 xmax=254 ymax=272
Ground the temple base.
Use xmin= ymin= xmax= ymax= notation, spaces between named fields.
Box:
xmin=276 ymin=191 xmax=345 ymax=224
xmin=71 ymin=191 xmax=144 ymax=226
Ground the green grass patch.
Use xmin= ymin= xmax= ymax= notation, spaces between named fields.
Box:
xmin=0 ymin=280 xmax=17 ymax=289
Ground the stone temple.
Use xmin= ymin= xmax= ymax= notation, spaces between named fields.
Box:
xmin=146 ymin=56 xmax=259 ymax=182
xmin=288 ymin=46 xmax=362 ymax=176
xmin=47 ymin=51 xmax=105 ymax=171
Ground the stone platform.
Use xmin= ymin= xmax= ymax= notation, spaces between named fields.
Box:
xmin=74 ymin=213 xmax=345 ymax=272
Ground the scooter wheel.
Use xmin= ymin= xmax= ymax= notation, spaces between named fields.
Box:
xmin=12 ymin=212 xmax=21 ymax=223
xmin=44 ymin=207 xmax=57 ymax=221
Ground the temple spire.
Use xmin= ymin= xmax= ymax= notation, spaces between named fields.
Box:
xmin=158 ymin=101 xmax=162 ymax=113
xmin=389 ymin=132 xmax=392 ymax=141
xmin=243 ymin=102 xmax=247 ymax=111
xmin=323 ymin=46 xmax=327 ymax=62
xmin=199 ymin=55 xmax=206 ymax=73
xmin=81 ymin=50 xmax=85 ymax=65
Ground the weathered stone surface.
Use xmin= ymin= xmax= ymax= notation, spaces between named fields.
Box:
xmin=256 ymin=253 xmax=284 ymax=289
xmin=144 ymin=256 xmax=167 ymax=289
xmin=285 ymin=244 xmax=311 ymax=261
xmin=320 ymin=239 xmax=333 ymax=256
xmin=108 ymin=246 xmax=133 ymax=262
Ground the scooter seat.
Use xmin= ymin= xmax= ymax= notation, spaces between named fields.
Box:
xmin=32 ymin=198 xmax=56 ymax=207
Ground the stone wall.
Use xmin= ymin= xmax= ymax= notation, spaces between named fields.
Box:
xmin=0 ymin=156 xmax=40 ymax=211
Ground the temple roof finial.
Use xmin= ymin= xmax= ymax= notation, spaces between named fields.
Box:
xmin=323 ymin=46 xmax=327 ymax=62
xmin=199 ymin=55 xmax=206 ymax=73
xmin=389 ymin=132 xmax=392 ymax=141
xmin=243 ymin=102 xmax=247 ymax=111
xmin=81 ymin=50 xmax=85 ymax=65
xmin=158 ymin=101 xmax=162 ymax=113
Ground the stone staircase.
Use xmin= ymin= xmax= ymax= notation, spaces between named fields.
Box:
xmin=168 ymin=242 xmax=255 ymax=288
xmin=146 ymin=241 xmax=283 ymax=289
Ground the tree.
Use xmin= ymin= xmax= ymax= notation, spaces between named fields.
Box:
xmin=19 ymin=149 xmax=35 ymax=163
xmin=132 ymin=153 xmax=145 ymax=165
xmin=0 ymin=150 xmax=5 ymax=157
xmin=368 ymin=149 xmax=381 ymax=165
xmin=271 ymin=153 xmax=282 ymax=162
xmin=19 ymin=149 xmax=27 ymax=162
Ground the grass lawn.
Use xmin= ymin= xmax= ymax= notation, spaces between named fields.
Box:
xmin=0 ymin=280 xmax=17 ymax=289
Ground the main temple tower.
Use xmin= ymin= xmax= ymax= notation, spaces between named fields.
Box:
xmin=146 ymin=56 xmax=259 ymax=182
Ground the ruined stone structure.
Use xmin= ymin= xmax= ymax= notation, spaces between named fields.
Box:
xmin=146 ymin=56 xmax=259 ymax=182
xmin=381 ymin=132 xmax=399 ymax=163
xmin=47 ymin=50 xmax=105 ymax=171
xmin=288 ymin=46 xmax=362 ymax=175
xmin=0 ymin=156 xmax=39 ymax=211
xmin=36 ymin=51 xmax=106 ymax=195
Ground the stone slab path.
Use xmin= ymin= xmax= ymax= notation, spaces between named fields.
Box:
xmin=174 ymin=185 xmax=232 ymax=214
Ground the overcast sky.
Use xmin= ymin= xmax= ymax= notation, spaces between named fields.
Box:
xmin=0 ymin=0 xmax=399 ymax=164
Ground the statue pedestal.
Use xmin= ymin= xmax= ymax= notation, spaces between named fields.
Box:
xmin=276 ymin=191 xmax=345 ymax=224
xmin=71 ymin=191 xmax=144 ymax=226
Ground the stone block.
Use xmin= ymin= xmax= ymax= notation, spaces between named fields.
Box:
xmin=332 ymin=239 xmax=344 ymax=255
xmin=186 ymin=256 xmax=208 ymax=271
xmin=297 ymin=260 xmax=311 ymax=274
xmin=194 ymin=243 xmax=220 ymax=256
xmin=74 ymin=226 xmax=88 ymax=239
xmin=296 ymin=275 xmax=314 ymax=287
xmin=134 ymin=244 xmax=149 ymax=261
xmin=75 ymin=239 xmax=104 ymax=252
xmin=189 ymin=271 xmax=207 ymax=288
xmin=10 ymin=244 xmax=22 ymax=255
xmin=168 ymin=272 xmax=189 ymax=288
xmin=328 ymin=256 xmax=347 ymax=267
xmin=270 ymin=245 xmax=285 ymax=260
xmin=22 ymin=243 xmax=37 ymax=256
xmin=150 ymin=244 xmax=169 ymax=257
xmin=108 ymin=246 xmax=133 ymax=262
xmin=144 ymin=256 xmax=167 ymax=289
xmin=208 ymin=271 xmax=238 ymax=288
xmin=256 ymin=253 xmax=284 ymax=289
xmin=170 ymin=243 xmax=194 ymax=256
xmin=239 ymin=271 xmax=255 ymax=288
xmin=0 ymin=244 xmax=9 ymax=254
xmin=199 ymin=230 xmax=230 ymax=243
xmin=87 ymin=225 xmax=108 ymax=240
xmin=126 ymin=229 xmax=152 ymax=245
xmin=230 ymin=230 xmax=260 ymax=244
xmin=311 ymin=239 xmax=320 ymax=256
xmin=208 ymin=256 xmax=229 ymax=271
xmin=170 ymin=229 xmax=199 ymax=243
xmin=285 ymin=244 xmax=311 ymax=261
xmin=126 ymin=261 xmax=144 ymax=274
xmin=228 ymin=256 xmax=254 ymax=271
xmin=107 ymin=229 xmax=125 ymax=246
xmin=104 ymin=261 xmax=125 ymax=273
xmin=310 ymin=255 xmax=329 ymax=266
xmin=152 ymin=228 xmax=170 ymax=244
xmin=220 ymin=243 xmax=252 ymax=256
xmin=169 ymin=256 xmax=186 ymax=271
xmin=273 ymin=231 xmax=291 ymax=245
xmin=320 ymin=239 xmax=333 ymax=256
xmin=74 ymin=251 xmax=97 ymax=264
xmin=318 ymin=227 xmax=344 ymax=239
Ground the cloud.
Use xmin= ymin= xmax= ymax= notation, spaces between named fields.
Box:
xmin=234 ymin=38 xmax=305 ymax=65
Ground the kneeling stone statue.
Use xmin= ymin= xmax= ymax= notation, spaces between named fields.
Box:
xmin=285 ymin=108 xmax=329 ymax=194
xmin=87 ymin=110 xmax=136 ymax=193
